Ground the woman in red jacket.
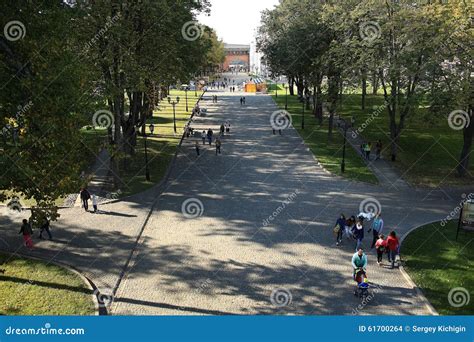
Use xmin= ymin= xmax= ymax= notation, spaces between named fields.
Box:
xmin=386 ymin=231 xmax=399 ymax=269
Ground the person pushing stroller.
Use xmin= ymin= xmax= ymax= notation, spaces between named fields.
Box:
xmin=352 ymin=248 xmax=369 ymax=298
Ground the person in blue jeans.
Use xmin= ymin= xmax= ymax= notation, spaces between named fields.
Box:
xmin=334 ymin=214 xmax=346 ymax=246
xmin=352 ymin=220 xmax=364 ymax=251
xmin=369 ymin=212 xmax=384 ymax=248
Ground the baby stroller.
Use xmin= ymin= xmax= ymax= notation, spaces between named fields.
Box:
xmin=353 ymin=267 xmax=370 ymax=299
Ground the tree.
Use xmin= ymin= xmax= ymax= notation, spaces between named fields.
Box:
xmin=0 ymin=1 xmax=96 ymax=219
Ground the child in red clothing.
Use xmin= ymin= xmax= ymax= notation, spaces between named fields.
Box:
xmin=375 ymin=234 xmax=386 ymax=265
xmin=386 ymin=231 xmax=400 ymax=268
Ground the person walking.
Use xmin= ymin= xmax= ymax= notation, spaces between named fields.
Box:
xmin=195 ymin=141 xmax=200 ymax=156
xmin=80 ymin=188 xmax=91 ymax=212
xmin=352 ymin=220 xmax=365 ymax=251
xmin=386 ymin=231 xmax=400 ymax=269
xmin=375 ymin=139 xmax=382 ymax=160
xmin=375 ymin=234 xmax=386 ymax=265
xmin=225 ymin=121 xmax=230 ymax=133
xmin=334 ymin=214 xmax=346 ymax=246
xmin=39 ymin=217 xmax=52 ymax=240
xmin=240 ymin=97 xmax=243 ymax=106
xmin=92 ymin=193 xmax=98 ymax=213
xmin=207 ymin=128 xmax=213 ymax=145
xmin=363 ymin=142 xmax=371 ymax=160
xmin=351 ymin=248 xmax=367 ymax=278
xmin=201 ymin=130 xmax=206 ymax=145
xmin=215 ymin=137 xmax=221 ymax=155
xmin=368 ymin=212 xmax=384 ymax=249
xmin=367 ymin=142 xmax=372 ymax=160
xmin=220 ymin=123 xmax=225 ymax=136
xmin=242 ymin=97 xmax=246 ymax=105
xmin=19 ymin=219 xmax=34 ymax=249
xmin=345 ymin=215 xmax=356 ymax=240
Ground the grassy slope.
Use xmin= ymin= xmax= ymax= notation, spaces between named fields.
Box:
xmin=0 ymin=253 xmax=95 ymax=315
xmin=338 ymin=93 xmax=472 ymax=187
xmin=401 ymin=221 xmax=474 ymax=315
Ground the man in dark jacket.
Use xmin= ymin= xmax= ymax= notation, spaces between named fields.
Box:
xmin=80 ymin=188 xmax=91 ymax=211
xmin=39 ymin=217 xmax=52 ymax=240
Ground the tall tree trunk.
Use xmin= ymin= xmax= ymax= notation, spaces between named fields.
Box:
xmin=457 ymin=108 xmax=473 ymax=177
xmin=327 ymin=73 xmax=340 ymax=141
xmin=361 ymin=69 xmax=367 ymax=110
xmin=372 ymin=70 xmax=378 ymax=95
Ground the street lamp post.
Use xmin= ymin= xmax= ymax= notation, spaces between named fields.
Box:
xmin=168 ymin=96 xmax=180 ymax=133
xmin=341 ymin=124 xmax=348 ymax=173
xmin=284 ymin=85 xmax=288 ymax=110
xmin=143 ymin=124 xmax=150 ymax=181
xmin=301 ymin=98 xmax=305 ymax=130
xmin=194 ymin=80 xmax=198 ymax=97
xmin=185 ymin=88 xmax=189 ymax=112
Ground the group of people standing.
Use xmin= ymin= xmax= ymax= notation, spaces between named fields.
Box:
xmin=334 ymin=212 xmax=400 ymax=269
xmin=360 ymin=140 xmax=383 ymax=161
xmin=239 ymin=97 xmax=246 ymax=105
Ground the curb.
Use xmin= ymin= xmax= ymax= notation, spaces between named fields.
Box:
xmin=0 ymin=249 xmax=100 ymax=316
xmin=78 ymin=90 xmax=207 ymax=208
xmin=107 ymin=91 xmax=208 ymax=314
xmin=398 ymin=219 xmax=442 ymax=316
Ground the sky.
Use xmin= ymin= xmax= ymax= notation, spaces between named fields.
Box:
xmin=197 ymin=0 xmax=279 ymax=45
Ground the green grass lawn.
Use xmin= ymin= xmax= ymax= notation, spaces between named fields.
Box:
xmin=338 ymin=93 xmax=473 ymax=187
xmin=271 ymin=93 xmax=378 ymax=184
xmin=401 ymin=221 xmax=474 ymax=315
xmin=116 ymin=90 xmax=204 ymax=197
xmin=0 ymin=253 xmax=95 ymax=315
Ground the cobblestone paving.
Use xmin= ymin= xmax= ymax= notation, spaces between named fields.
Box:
xmin=111 ymin=84 xmax=469 ymax=315
xmin=0 ymin=75 xmax=470 ymax=315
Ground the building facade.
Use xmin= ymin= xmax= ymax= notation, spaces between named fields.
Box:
xmin=222 ymin=44 xmax=250 ymax=72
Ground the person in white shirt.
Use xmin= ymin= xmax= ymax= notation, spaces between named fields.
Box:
xmin=92 ymin=194 xmax=98 ymax=213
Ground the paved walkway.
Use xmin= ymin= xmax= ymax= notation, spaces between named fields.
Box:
xmin=336 ymin=118 xmax=410 ymax=191
xmin=0 ymin=74 xmax=470 ymax=316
